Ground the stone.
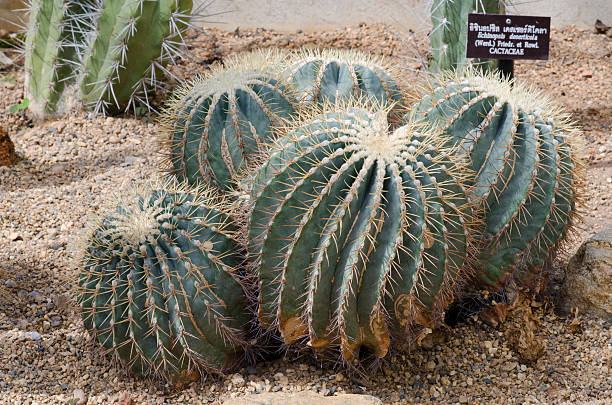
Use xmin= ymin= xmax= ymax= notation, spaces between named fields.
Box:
xmin=73 ymin=388 xmax=87 ymax=405
xmin=221 ymin=391 xmax=383 ymax=405
xmin=24 ymin=331 xmax=41 ymax=341
xmin=0 ymin=126 xmax=15 ymax=166
xmin=558 ymin=226 xmax=612 ymax=322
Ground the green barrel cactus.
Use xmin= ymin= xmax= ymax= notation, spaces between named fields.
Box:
xmin=24 ymin=0 xmax=96 ymax=119
xmin=160 ymin=50 xmax=297 ymax=191
xmin=284 ymin=49 xmax=404 ymax=120
xmin=429 ymin=0 xmax=506 ymax=73
xmin=410 ymin=71 xmax=583 ymax=290
xmin=246 ymin=102 xmax=475 ymax=362
xmin=78 ymin=0 xmax=195 ymax=114
xmin=77 ymin=178 xmax=251 ymax=384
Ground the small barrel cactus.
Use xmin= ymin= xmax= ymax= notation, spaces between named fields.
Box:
xmin=429 ymin=0 xmax=506 ymax=74
xmin=283 ymin=49 xmax=404 ymax=119
xmin=159 ymin=50 xmax=297 ymax=191
xmin=246 ymin=102 xmax=475 ymax=362
xmin=24 ymin=0 xmax=96 ymax=119
xmin=77 ymin=178 xmax=251 ymax=384
xmin=410 ymin=71 xmax=584 ymax=290
xmin=78 ymin=0 xmax=195 ymax=114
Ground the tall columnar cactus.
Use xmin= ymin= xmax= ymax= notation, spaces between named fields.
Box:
xmin=246 ymin=102 xmax=475 ymax=362
xmin=429 ymin=0 xmax=506 ymax=73
xmin=24 ymin=0 xmax=96 ymax=119
xmin=77 ymin=178 xmax=251 ymax=384
xmin=410 ymin=71 xmax=584 ymax=290
xmin=78 ymin=0 xmax=195 ymax=115
xmin=160 ymin=51 xmax=297 ymax=191
xmin=284 ymin=49 xmax=404 ymax=121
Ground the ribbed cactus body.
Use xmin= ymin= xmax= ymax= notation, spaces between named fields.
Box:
xmin=284 ymin=49 xmax=403 ymax=118
xmin=78 ymin=0 xmax=193 ymax=114
xmin=429 ymin=0 xmax=505 ymax=73
xmin=411 ymin=73 xmax=582 ymax=290
xmin=24 ymin=0 xmax=94 ymax=118
xmin=247 ymin=104 xmax=473 ymax=362
xmin=161 ymin=52 xmax=296 ymax=191
xmin=78 ymin=179 xmax=250 ymax=384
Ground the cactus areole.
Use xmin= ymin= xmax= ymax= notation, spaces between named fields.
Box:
xmin=247 ymin=103 xmax=474 ymax=362
xmin=77 ymin=178 xmax=250 ymax=384
xmin=411 ymin=71 xmax=583 ymax=290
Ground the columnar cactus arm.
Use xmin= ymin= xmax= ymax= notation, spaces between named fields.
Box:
xmin=429 ymin=0 xmax=472 ymax=73
xmin=429 ymin=0 xmax=507 ymax=73
xmin=79 ymin=0 xmax=194 ymax=114
xmin=24 ymin=0 xmax=95 ymax=118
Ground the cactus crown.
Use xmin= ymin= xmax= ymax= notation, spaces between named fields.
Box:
xmin=76 ymin=177 xmax=251 ymax=384
xmin=247 ymin=99 xmax=476 ymax=363
xmin=283 ymin=48 xmax=404 ymax=119
xmin=158 ymin=50 xmax=297 ymax=191
xmin=411 ymin=69 xmax=585 ymax=289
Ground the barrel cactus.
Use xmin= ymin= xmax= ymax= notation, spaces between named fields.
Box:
xmin=410 ymin=71 xmax=584 ymax=290
xmin=78 ymin=0 xmax=195 ymax=115
xmin=77 ymin=178 xmax=251 ymax=384
xmin=429 ymin=0 xmax=507 ymax=73
xmin=246 ymin=102 xmax=475 ymax=362
xmin=160 ymin=50 xmax=297 ymax=191
xmin=24 ymin=0 xmax=96 ymax=119
xmin=283 ymin=49 xmax=404 ymax=120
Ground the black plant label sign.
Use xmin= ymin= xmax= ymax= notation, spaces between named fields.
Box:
xmin=466 ymin=13 xmax=551 ymax=60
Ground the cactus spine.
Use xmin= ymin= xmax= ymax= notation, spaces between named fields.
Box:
xmin=410 ymin=71 xmax=584 ymax=290
xmin=160 ymin=51 xmax=297 ymax=191
xmin=78 ymin=0 xmax=195 ymax=114
xmin=429 ymin=0 xmax=506 ymax=73
xmin=24 ymin=0 xmax=95 ymax=118
xmin=246 ymin=102 xmax=474 ymax=362
xmin=284 ymin=49 xmax=404 ymax=120
xmin=77 ymin=178 xmax=251 ymax=384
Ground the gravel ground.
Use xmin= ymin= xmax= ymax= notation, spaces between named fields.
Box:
xmin=0 ymin=23 xmax=611 ymax=404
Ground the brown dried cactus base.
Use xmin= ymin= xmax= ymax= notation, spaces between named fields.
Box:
xmin=0 ymin=126 xmax=15 ymax=166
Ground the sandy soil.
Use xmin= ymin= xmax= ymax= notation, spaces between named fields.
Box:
xmin=0 ymin=23 xmax=611 ymax=404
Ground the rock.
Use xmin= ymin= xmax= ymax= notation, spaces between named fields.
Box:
xmin=231 ymin=374 xmax=245 ymax=386
xmin=558 ymin=226 xmax=612 ymax=322
xmin=0 ymin=125 xmax=15 ymax=167
xmin=222 ymin=391 xmax=382 ymax=405
xmin=29 ymin=291 xmax=45 ymax=303
xmin=5 ymin=279 xmax=15 ymax=288
xmin=24 ymin=331 xmax=41 ymax=341
xmin=73 ymin=388 xmax=87 ymax=405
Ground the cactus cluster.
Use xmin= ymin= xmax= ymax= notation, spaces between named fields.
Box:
xmin=76 ymin=40 xmax=583 ymax=384
xmin=429 ymin=0 xmax=507 ymax=74
xmin=410 ymin=71 xmax=583 ymax=290
xmin=160 ymin=51 xmax=297 ymax=191
xmin=247 ymin=102 xmax=474 ymax=362
xmin=24 ymin=0 xmax=200 ymax=118
xmin=77 ymin=178 xmax=251 ymax=384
